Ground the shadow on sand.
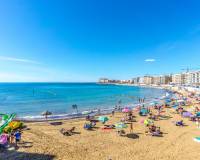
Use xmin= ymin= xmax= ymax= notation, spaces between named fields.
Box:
xmin=126 ymin=133 xmax=139 ymax=139
xmin=0 ymin=150 xmax=55 ymax=160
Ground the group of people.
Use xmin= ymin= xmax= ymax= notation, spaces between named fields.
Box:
xmin=0 ymin=129 xmax=22 ymax=148
xmin=121 ymin=112 xmax=134 ymax=122
xmin=146 ymin=125 xmax=163 ymax=136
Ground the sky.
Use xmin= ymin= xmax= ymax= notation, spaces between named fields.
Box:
xmin=0 ymin=0 xmax=200 ymax=82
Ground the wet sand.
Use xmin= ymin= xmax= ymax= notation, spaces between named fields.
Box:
xmin=1 ymin=107 xmax=200 ymax=160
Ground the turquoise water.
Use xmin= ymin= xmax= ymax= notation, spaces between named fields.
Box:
xmin=0 ymin=83 xmax=166 ymax=118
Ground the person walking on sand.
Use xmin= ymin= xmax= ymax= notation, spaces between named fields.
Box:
xmin=112 ymin=110 xmax=115 ymax=117
xmin=14 ymin=129 xmax=22 ymax=147
xmin=130 ymin=122 xmax=133 ymax=133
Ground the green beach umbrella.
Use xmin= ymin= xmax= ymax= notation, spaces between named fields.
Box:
xmin=0 ymin=113 xmax=16 ymax=134
xmin=115 ymin=122 xmax=128 ymax=129
xmin=98 ymin=116 xmax=109 ymax=123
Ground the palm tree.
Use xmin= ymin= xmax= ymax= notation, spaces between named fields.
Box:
xmin=72 ymin=104 xmax=78 ymax=113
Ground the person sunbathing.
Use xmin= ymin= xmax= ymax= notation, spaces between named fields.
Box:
xmin=149 ymin=125 xmax=156 ymax=133
xmin=127 ymin=115 xmax=133 ymax=121
xmin=146 ymin=125 xmax=162 ymax=136
xmin=60 ymin=127 xmax=76 ymax=136
xmin=86 ymin=115 xmax=96 ymax=121
xmin=84 ymin=122 xmax=96 ymax=130
xmin=103 ymin=124 xmax=115 ymax=129
xmin=121 ymin=117 xmax=126 ymax=122
xmin=117 ymin=130 xmax=126 ymax=136
xmin=149 ymin=113 xmax=157 ymax=120
xmin=151 ymin=127 xmax=163 ymax=137
xmin=176 ymin=120 xmax=184 ymax=126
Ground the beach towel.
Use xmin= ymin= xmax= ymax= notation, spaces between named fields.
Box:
xmin=0 ymin=134 xmax=8 ymax=145
xmin=193 ymin=137 xmax=200 ymax=143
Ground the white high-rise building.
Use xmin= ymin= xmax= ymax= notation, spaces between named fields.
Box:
xmin=172 ymin=73 xmax=186 ymax=85
xmin=190 ymin=71 xmax=200 ymax=85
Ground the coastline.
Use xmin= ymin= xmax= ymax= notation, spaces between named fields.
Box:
xmin=16 ymin=82 xmax=200 ymax=122
xmin=17 ymin=85 xmax=168 ymax=122
xmin=2 ymin=84 xmax=200 ymax=160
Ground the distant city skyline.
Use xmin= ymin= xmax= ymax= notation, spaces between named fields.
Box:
xmin=0 ymin=0 xmax=200 ymax=82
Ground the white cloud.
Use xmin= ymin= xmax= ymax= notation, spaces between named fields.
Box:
xmin=0 ymin=56 xmax=40 ymax=64
xmin=145 ymin=59 xmax=156 ymax=62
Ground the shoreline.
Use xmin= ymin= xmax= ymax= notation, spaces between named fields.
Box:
xmin=17 ymin=90 xmax=170 ymax=122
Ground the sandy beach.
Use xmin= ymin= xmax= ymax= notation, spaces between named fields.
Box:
xmin=1 ymin=105 xmax=200 ymax=160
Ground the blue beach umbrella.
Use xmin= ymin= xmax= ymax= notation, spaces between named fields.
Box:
xmin=196 ymin=112 xmax=200 ymax=117
xmin=165 ymin=99 xmax=171 ymax=103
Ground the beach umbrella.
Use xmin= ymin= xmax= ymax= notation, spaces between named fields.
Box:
xmin=115 ymin=122 xmax=128 ymax=129
xmin=149 ymin=102 xmax=156 ymax=106
xmin=196 ymin=112 xmax=200 ymax=117
xmin=122 ymin=107 xmax=131 ymax=113
xmin=182 ymin=112 xmax=193 ymax=118
xmin=98 ymin=116 xmax=109 ymax=123
xmin=139 ymin=108 xmax=149 ymax=116
xmin=144 ymin=119 xmax=154 ymax=126
xmin=2 ymin=114 xmax=9 ymax=121
xmin=41 ymin=110 xmax=52 ymax=120
xmin=0 ymin=113 xmax=16 ymax=134
xmin=177 ymin=100 xmax=184 ymax=103
xmin=82 ymin=111 xmax=91 ymax=115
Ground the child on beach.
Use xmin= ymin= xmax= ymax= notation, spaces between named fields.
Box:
xmin=9 ymin=131 xmax=15 ymax=144
xmin=14 ymin=130 xmax=22 ymax=147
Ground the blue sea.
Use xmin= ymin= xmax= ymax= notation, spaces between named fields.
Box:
xmin=0 ymin=83 xmax=166 ymax=119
